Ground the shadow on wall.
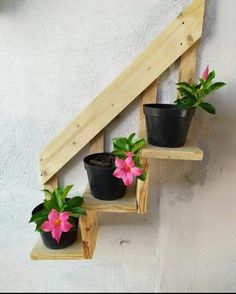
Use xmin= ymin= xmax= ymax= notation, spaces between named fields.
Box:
xmin=0 ymin=0 xmax=26 ymax=13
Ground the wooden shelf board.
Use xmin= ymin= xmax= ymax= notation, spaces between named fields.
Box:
xmin=141 ymin=143 xmax=203 ymax=161
xmin=31 ymin=232 xmax=84 ymax=260
xmin=82 ymin=186 xmax=137 ymax=213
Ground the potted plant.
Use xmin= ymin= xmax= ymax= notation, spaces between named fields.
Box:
xmin=143 ymin=65 xmax=226 ymax=147
xmin=29 ymin=185 xmax=86 ymax=250
xmin=83 ymin=133 xmax=146 ymax=201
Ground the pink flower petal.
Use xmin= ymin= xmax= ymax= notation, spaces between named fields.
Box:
xmin=113 ymin=168 xmax=125 ymax=179
xmin=131 ymin=167 xmax=143 ymax=177
xmin=115 ymin=157 xmax=125 ymax=169
xmin=202 ymin=65 xmax=209 ymax=80
xmin=122 ymin=172 xmax=133 ymax=186
xmin=59 ymin=211 xmax=70 ymax=222
xmin=48 ymin=209 xmax=60 ymax=222
xmin=51 ymin=227 xmax=62 ymax=243
xmin=125 ymin=156 xmax=135 ymax=168
xmin=61 ymin=220 xmax=74 ymax=232
xmin=41 ymin=221 xmax=53 ymax=232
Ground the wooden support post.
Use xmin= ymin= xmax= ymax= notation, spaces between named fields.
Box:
xmin=43 ymin=174 xmax=58 ymax=199
xmin=136 ymin=80 xmax=158 ymax=214
xmin=80 ymin=210 xmax=99 ymax=259
xmin=136 ymin=158 xmax=150 ymax=214
xmin=89 ymin=131 xmax=104 ymax=153
xmin=179 ymin=41 xmax=199 ymax=84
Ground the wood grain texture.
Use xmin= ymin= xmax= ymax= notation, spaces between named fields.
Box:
xmin=80 ymin=211 xmax=99 ymax=259
xmin=40 ymin=0 xmax=205 ymax=184
xmin=141 ymin=143 xmax=203 ymax=160
xmin=31 ymin=231 xmax=84 ymax=260
xmin=89 ymin=131 xmax=104 ymax=154
xmin=82 ymin=186 xmax=137 ymax=213
xmin=179 ymin=41 xmax=199 ymax=84
xmin=136 ymin=159 xmax=150 ymax=214
xmin=43 ymin=174 xmax=58 ymax=200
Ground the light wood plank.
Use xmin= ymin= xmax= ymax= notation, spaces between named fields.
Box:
xmin=43 ymin=174 xmax=58 ymax=200
xmin=179 ymin=41 xmax=199 ymax=84
xmin=31 ymin=231 xmax=84 ymax=260
xmin=89 ymin=131 xmax=104 ymax=153
xmin=82 ymin=186 xmax=137 ymax=213
xmin=80 ymin=211 xmax=99 ymax=259
xmin=136 ymin=159 xmax=150 ymax=214
xmin=141 ymin=143 xmax=203 ymax=160
xmin=40 ymin=0 xmax=205 ymax=184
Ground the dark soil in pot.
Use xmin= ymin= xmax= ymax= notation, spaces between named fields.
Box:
xmin=143 ymin=103 xmax=195 ymax=147
xmin=84 ymin=152 xmax=127 ymax=200
xmin=32 ymin=203 xmax=78 ymax=250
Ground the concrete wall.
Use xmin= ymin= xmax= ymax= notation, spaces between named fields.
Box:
xmin=0 ymin=0 xmax=235 ymax=292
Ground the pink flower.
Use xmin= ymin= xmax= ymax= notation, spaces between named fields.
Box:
xmin=202 ymin=65 xmax=209 ymax=80
xmin=41 ymin=209 xmax=73 ymax=243
xmin=113 ymin=153 xmax=143 ymax=186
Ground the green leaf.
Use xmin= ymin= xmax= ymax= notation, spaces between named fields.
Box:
xmin=70 ymin=214 xmax=83 ymax=218
xmin=207 ymin=82 xmax=226 ymax=94
xmin=177 ymin=84 xmax=195 ymax=96
xmin=195 ymin=83 xmax=202 ymax=89
xmin=199 ymin=102 xmax=216 ymax=114
xmin=204 ymin=70 xmax=215 ymax=88
xmin=29 ymin=209 xmax=49 ymax=223
xmin=50 ymin=191 xmax=57 ymax=203
xmin=138 ymin=171 xmax=146 ymax=181
xmin=40 ymin=189 xmax=52 ymax=199
xmin=176 ymin=97 xmax=196 ymax=108
xmin=176 ymin=82 xmax=193 ymax=89
xmin=43 ymin=199 xmax=60 ymax=211
xmin=112 ymin=138 xmax=130 ymax=152
xmin=128 ymin=133 xmax=136 ymax=143
xmin=131 ymin=139 xmax=146 ymax=154
xmin=61 ymin=185 xmax=74 ymax=201
xmin=183 ymin=97 xmax=196 ymax=107
xmin=65 ymin=196 xmax=84 ymax=209
xmin=111 ymin=150 xmax=126 ymax=159
xmin=55 ymin=189 xmax=65 ymax=211
xmin=69 ymin=207 xmax=87 ymax=216
xmin=35 ymin=221 xmax=44 ymax=232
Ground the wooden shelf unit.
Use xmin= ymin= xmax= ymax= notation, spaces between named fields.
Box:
xmin=31 ymin=0 xmax=205 ymax=261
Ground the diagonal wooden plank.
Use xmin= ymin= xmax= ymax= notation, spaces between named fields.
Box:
xmin=40 ymin=0 xmax=205 ymax=184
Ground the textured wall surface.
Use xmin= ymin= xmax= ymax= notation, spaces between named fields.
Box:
xmin=0 ymin=0 xmax=235 ymax=292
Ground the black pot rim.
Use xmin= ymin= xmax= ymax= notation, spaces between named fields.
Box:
xmin=83 ymin=152 xmax=116 ymax=170
xmin=143 ymin=103 xmax=196 ymax=110
xmin=143 ymin=103 xmax=196 ymax=118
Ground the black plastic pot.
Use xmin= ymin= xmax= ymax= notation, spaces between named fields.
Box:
xmin=32 ymin=203 xmax=78 ymax=250
xmin=84 ymin=152 xmax=127 ymax=200
xmin=143 ymin=104 xmax=195 ymax=147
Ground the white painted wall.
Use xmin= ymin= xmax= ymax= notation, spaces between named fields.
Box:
xmin=0 ymin=0 xmax=235 ymax=292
